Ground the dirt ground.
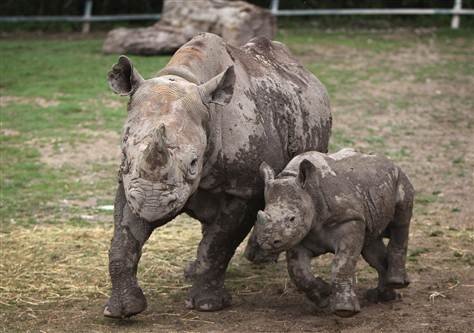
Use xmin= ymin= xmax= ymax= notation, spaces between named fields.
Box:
xmin=1 ymin=29 xmax=473 ymax=332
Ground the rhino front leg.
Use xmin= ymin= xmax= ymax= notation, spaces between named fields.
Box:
xmin=185 ymin=194 xmax=257 ymax=312
xmin=286 ymin=246 xmax=331 ymax=308
xmin=104 ymin=183 xmax=154 ymax=319
xmin=330 ymin=220 xmax=365 ymax=317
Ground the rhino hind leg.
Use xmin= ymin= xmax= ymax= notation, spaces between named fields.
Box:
xmin=185 ymin=195 xmax=257 ymax=312
xmin=104 ymin=183 xmax=154 ymax=319
xmin=362 ymin=238 xmax=399 ymax=303
xmin=386 ymin=187 xmax=414 ymax=289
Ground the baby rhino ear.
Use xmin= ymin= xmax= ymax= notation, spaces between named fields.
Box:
xmin=298 ymin=159 xmax=319 ymax=188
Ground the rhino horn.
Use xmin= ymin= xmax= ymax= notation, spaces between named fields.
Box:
xmin=143 ymin=124 xmax=169 ymax=171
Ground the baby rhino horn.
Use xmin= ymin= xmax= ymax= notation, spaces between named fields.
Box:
xmin=143 ymin=124 xmax=169 ymax=170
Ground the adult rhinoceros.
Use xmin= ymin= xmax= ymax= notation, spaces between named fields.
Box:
xmin=104 ymin=32 xmax=331 ymax=318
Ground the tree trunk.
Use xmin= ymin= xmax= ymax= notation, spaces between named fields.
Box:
xmin=103 ymin=0 xmax=276 ymax=55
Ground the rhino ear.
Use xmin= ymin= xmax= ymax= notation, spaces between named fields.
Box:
xmin=107 ymin=55 xmax=144 ymax=96
xmin=198 ymin=66 xmax=235 ymax=106
xmin=259 ymin=161 xmax=275 ymax=184
xmin=298 ymin=159 xmax=319 ymax=188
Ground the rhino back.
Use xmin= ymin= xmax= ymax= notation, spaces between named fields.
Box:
xmin=325 ymin=152 xmax=401 ymax=233
xmin=159 ymin=33 xmax=332 ymax=198
xmin=283 ymin=151 xmax=401 ymax=234
xmin=333 ymin=154 xmax=400 ymax=233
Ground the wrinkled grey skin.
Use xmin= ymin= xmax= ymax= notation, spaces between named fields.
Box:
xmin=254 ymin=148 xmax=414 ymax=317
xmin=104 ymin=33 xmax=332 ymax=318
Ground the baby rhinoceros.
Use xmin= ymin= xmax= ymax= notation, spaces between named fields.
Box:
xmin=254 ymin=148 xmax=414 ymax=317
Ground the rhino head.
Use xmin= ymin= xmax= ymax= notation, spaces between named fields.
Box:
xmin=254 ymin=160 xmax=318 ymax=252
xmin=108 ymin=56 xmax=235 ymax=222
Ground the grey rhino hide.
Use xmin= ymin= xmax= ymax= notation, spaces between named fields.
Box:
xmin=104 ymin=32 xmax=333 ymax=319
xmin=254 ymin=149 xmax=414 ymax=316
xmin=108 ymin=32 xmax=332 ymax=223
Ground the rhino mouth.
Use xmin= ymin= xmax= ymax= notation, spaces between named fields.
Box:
xmin=258 ymin=238 xmax=293 ymax=253
xmin=125 ymin=178 xmax=186 ymax=222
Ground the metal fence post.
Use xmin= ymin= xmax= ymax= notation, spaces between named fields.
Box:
xmin=82 ymin=0 xmax=93 ymax=34
xmin=270 ymin=0 xmax=280 ymax=15
xmin=451 ymin=0 xmax=462 ymax=29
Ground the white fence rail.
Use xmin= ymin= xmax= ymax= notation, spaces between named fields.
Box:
xmin=270 ymin=0 xmax=472 ymax=29
xmin=0 ymin=0 xmax=472 ymax=31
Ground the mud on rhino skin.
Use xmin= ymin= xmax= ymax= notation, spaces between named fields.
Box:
xmin=103 ymin=32 xmax=332 ymax=318
xmin=253 ymin=148 xmax=414 ymax=317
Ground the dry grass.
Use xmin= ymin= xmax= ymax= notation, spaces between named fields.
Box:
xmin=0 ymin=217 xmax=199 ymax=308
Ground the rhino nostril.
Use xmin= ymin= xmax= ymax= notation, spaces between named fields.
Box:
xmin=273 ymin=239 xmax=282 ymax=246
xmin=168 ymin=196 xmax=177 ymax=206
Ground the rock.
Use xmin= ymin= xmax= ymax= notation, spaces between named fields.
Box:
xmin=102 ymin=0 xmax=276 ymax=55
xmin=103 ymin=26 xmax=190 ymax=55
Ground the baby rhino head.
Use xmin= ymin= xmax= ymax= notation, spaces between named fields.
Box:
xmin=255 ymin=160 xmax=319 ymax=253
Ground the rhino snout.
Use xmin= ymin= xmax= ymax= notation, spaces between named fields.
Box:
xmin=255 ymin=210 xmax=283 ymax=251
xmin=127 ymin=188 xmax=145 ymax=212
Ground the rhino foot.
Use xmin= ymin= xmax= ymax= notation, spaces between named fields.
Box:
xmin=386 ymin=268 xmax=410 ymax=289
xmin=305 ymin=280 xmax=331 ymax=308
xmin=366 ymin=288 xmax=399 ymax=303
xmin=330 ymin=284 xmax=360 ymax=317
xmin=185 ymin=286 xmax=232 ymax=312
xmin=103 ymin=286 xmax=147 ymax=319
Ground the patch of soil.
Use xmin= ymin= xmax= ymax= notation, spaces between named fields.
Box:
xmin=36 ymin=130 xmax=121 ymax=169
xmin=0 ymin=128 xmax=21 ymax=137
xmin=0 ymin=95 xmax=60 ymax=108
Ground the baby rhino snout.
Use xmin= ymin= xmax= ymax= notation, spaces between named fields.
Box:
xmin=255 ymin=210 xmax=285 ymax=251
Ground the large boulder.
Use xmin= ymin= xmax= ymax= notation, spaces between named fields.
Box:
xmin=102 ymin=0 xmax=276 ymax=55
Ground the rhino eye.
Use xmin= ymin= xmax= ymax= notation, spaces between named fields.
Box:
xmin=289 ymin=216 xmax=296 ymax=222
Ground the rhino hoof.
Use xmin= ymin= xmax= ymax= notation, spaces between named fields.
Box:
xmin=306 ymin=282 xmax=331 ymax=308
xmin=103 ymin=286 xmax=147 ymax=319
xmin=366 ymin=288 xmax=399 ymax=303
xmin=185 ymin=287 xmax=232 ymax=312
xmin=386 ymin=271 xmax=410 ymax=289
xmin=308 ymin=294 xmax=330 ymax=309
xmin=331 ymin=291 xmax=360 ymax=317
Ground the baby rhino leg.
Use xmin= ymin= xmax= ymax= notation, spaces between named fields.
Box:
xmin=362 ymin=238 xmax=398 ymax=303
xmin=286 ymin=246 xmax=331 ymax=308
xmin=330 ymin=221 xmax=365 ymax=317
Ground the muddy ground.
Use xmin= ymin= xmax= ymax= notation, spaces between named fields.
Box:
xmin=1 ymin=29 xmax=473 ymax=332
